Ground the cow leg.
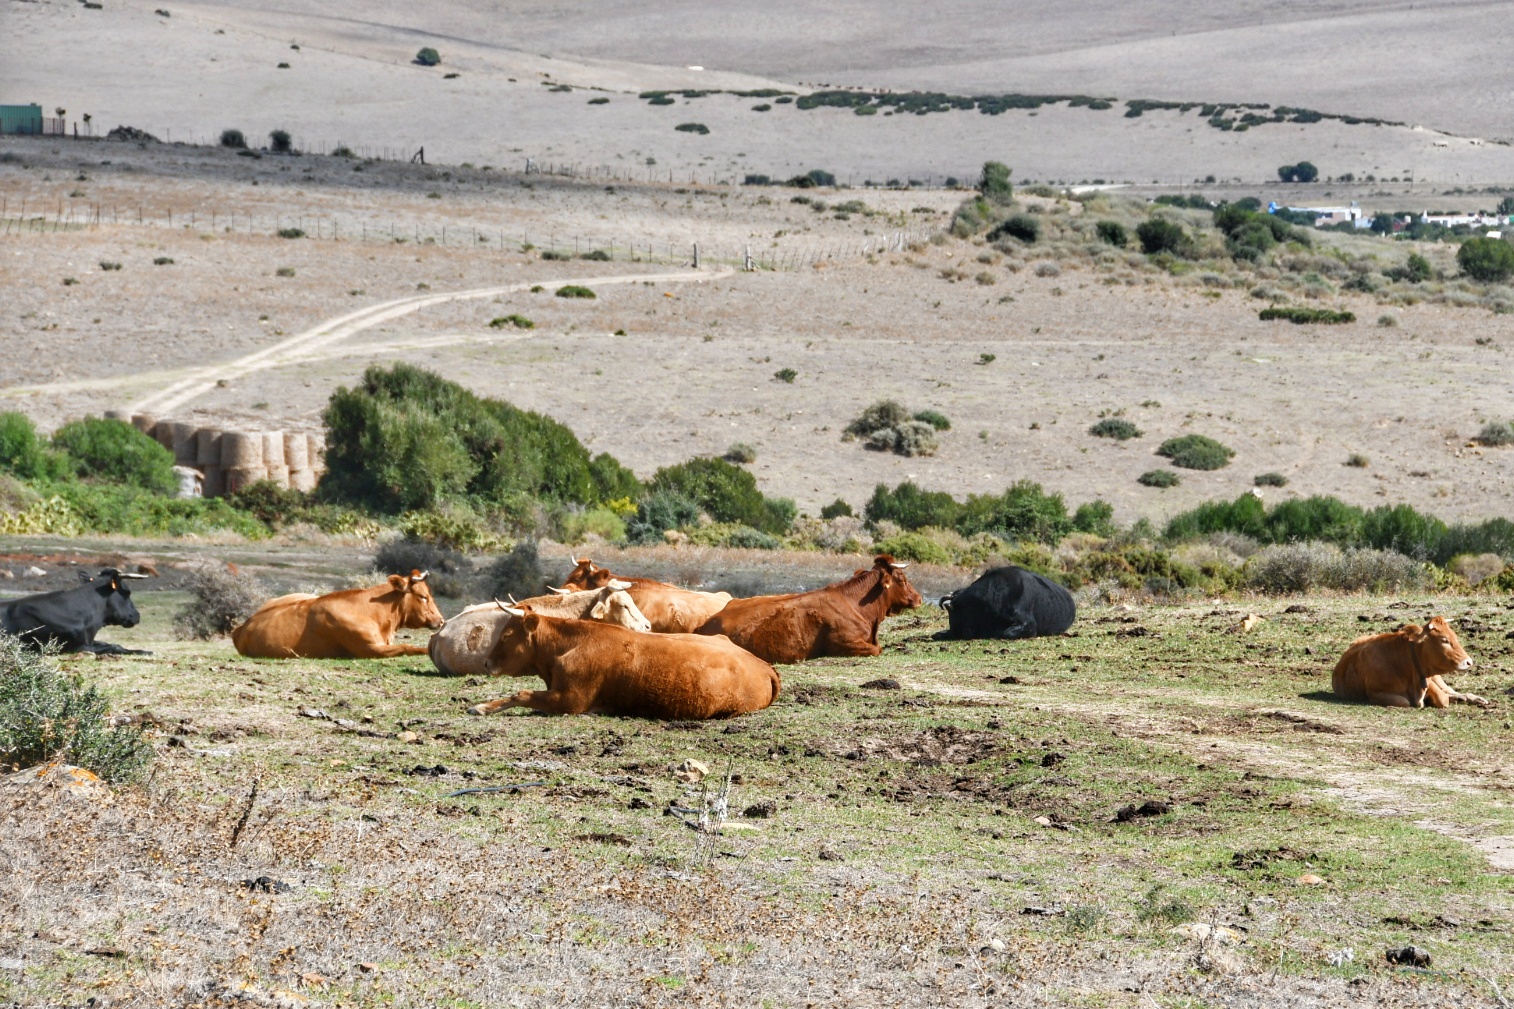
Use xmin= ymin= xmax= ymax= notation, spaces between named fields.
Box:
xmin=998 ymin=617 xmax=1037 ymax=640
xmin=1365 ymin=690 xmax=1415 ymax=708
xmin=1427 ymin=676 xmax=1491 ymax=709
xmin=344 ymin=640 xmax=431 ymax=658
xmin=80 ymin=640 xmax=153 ymax=656
xmin=468 ymin=689 xmax=586 ymax=716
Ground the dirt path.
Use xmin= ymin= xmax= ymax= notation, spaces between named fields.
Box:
xmin=126 ymin=266 xmax=732 ymax=415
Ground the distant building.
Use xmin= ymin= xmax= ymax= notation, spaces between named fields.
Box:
xmin=0 ymin=104 xmax=65 ymax=136
xmin=1276 ymin=201 xmax=1369 ymax=228
xmin=1419 ymin=211 xmax=1504 ymax=228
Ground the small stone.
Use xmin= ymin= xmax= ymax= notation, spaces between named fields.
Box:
xmin=1296 ymin=873 xmax=1326 ymax=886
xmin=982 ymin=938 xmax=1007 ymax=953
xmin=396 ymin=731 xmax=420 ymax=744
xmin=357 ymin=961 xmax=379 ymax=973
xmin=22 ymin=566 xmax=46 ymax=577
xmin=1385 ymin=945 xmax=1431 ymax=967
xmin=0 ymin=958 xmax=24 ymax=970
xmin=672 ymin=758 xmax=709 ymax=782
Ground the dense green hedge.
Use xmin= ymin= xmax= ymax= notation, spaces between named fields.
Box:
xmin=864 ymin=479 xmax=1108 ymax=545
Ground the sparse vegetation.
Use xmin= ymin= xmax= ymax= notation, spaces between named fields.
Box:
xmin=268 ymin=129 xmax=292 ymax=153
xmin=773 ymin=368 xmax=797 ymax=384
xmin=488 ymin=314 xmax=534 ymax=330
xmin=555 ymin=285 xmax=596 ymax=299
xmin=675 ymin=123 xmax=710 ymax=135
xmin=277 ymin=227 xmax=305 ymax=239
xmin=1089 ymin=418 xmax=1142 ymax=441
xmin=1345 ymin=453 xmax=1370 ymax=468
xmin=1157 ymin=434 xmax=1235 ymax=471
xmin=1254 ymin=472 xmax=1289 ymax=487
xmin=1138 ymin=469 xmax=1180 ymax=488
xmin=218 ymin=128 xmax=246 ymax=149
xmin=414 ymin=47 xmax=441 ymax=67
xmin=1475 ymin=420 xmax=1514 ymax=447
xmin=1259 ymin=306 xmax=1355 ymax=324
xmin=1136 ymin=218 xmax=1187 ymax=255
xmin=723 ymin=443 xmax=757 ymax=464
xmin=173 ymin=561 xmax=269 ymax=640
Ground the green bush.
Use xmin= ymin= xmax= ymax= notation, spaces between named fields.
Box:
xmin=415 ymin=47 xmax=441 ymax=66
xmin=1475 ymin=420 xmax=1514 ymax=446
xmin=1156 ymin=434 xmax=1234 ymax=471
xmin=1095 ymin=220 xmax=1128 ymax=247
xmin=321 ymin=363 xmax=627 ymax=513
xmin=1254 ymin=472 xmax=1289 ymax=487
xmin=479 ymin=540 xmax=545 ymax=600
xmin=269 ymin=129 xmax=292 ymax=153
xmin=685 ymin=522 xmax=781 ymax=550
xmin=1072 ymin=500 xmax=1116 ymax=537
xmin=675 ymin=123 xmax=710 ymax=135
xmin=0 ymin=637 xmax=154 ymax=783
xmin=989 ymin=214 xmax=1039 ymax=243
xmin=820 ymin=498 xmax=854 ymax=520
xmin=556 ymin=285 xmax=596 ymax=299
xmin=867 ymin=421 xmax=939 ymax=457
xmin=872 ymin=529 xmax=955 ymax=565
xmin=1258 ymin=306 xmax=1355 ymax=324
xmin=647 ymin=457 xmax=791 ymax=534
xmin=0 ymin=412 xmax=59 ymax=480
xmin=579 ymin=249 xmax=611 ymax=261
xmin=866 ymin=481 xmax=961 ymax=530
xmin=626 ymin=490 xmax=701 ymax=544
xmin=397 ymin=508 xmax=506 ymax=553
xmin=1277 ymin=162 xmax=1319 ymax=183
xmin=219 ymin=128 xmax=247 ymax=149
xmin=1089 ymin=418 xmax=1141 ymax=441
xmin=277 ymin=227 xmax=305 ymax=239
xmin=51 ymin=418 xmax=176 ymax=493
xmin=846 ymin=400 xmax=912 ymax=438
xmin=1458 ymin=237 xmax=1514 ymax=282
xmin=489 ymin=314 xmax=534 ymax=329
xmin=723 ymin=443 xmax=757 ymax=464
xmin=1136 ymin=218 xmax=1187 ymax=255
xmin=556 ymin=506 xmax=627 ymax=545
xmin=1138 ymin=469 xmax=1180 ymax=488
xmin=774 ymin=368 xmax=797 ymax=383
xmin=912 ymin=409 xmax=951 ymax=431
xmin=978 ymin=161 xmax=1014 ymax=203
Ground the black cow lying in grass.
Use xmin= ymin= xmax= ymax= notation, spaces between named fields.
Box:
xmin=934 ymin=565 xmax=1075 ymax=640
xmin=0 ymin=569 xmax=152 ymax=655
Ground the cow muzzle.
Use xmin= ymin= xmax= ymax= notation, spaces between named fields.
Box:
xmin=1457 ymin=656 xmax=1474 ymax=671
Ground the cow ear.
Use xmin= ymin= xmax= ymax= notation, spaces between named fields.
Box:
xmin=388 ymin=574 xmax=407 ymax=591
xmin=590 ymin=598 xmax=610 ymax=619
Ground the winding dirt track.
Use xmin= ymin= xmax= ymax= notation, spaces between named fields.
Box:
xmin=125 ymin=267 xmax=731 ymax=415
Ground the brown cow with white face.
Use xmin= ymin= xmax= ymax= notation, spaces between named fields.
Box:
xmin=693 ymin=555 xmax=922 ymax=665
xmin=560 ymin=557 xmax=731 ymax=633
xmin=231 ymin=570 xmax=445 ymax=659
xmin=466 ymin=606 xmax=779 ymax=719
xmin=427 ymin=583 xmax=650 ymax=677
xmin=1331 ymin=616 xmax=1490 ymax=708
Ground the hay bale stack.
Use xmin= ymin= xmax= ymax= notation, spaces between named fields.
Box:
xmin=221 ymin=431 xmax=263 ymax=468
xmin=153 ymin=419 xmax=177 ymax=452
xmin=283 ymin=432 xmax=309 ymax=471
xmin=289 ymin=468 xmax=318 ymax=493
xmin=103 ymin=409 xmax=132 ymax=424
xmin=195 ymin=429 xmax=222 ymax=467
xmin=263 ymin=464 xmax=291 ymax=489
xmin=225 ymin=466 xmax=268 ymax=495
xmin=171 ymin=422 xmax=199 ymax=465
xmin=200 ymin=464 xmax=226 ymax=498
xmin=130 ymin=413 xmax=157 ymax=435
xmin=307 ymin=433 xmax=326 ymax=472
xmin=262 ymin=431 xmax=286 ymax=469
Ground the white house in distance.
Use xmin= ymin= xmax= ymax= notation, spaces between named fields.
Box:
xmin=1270 ymin=201 xmax=1369 ymax=227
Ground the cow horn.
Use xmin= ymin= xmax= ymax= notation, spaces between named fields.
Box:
xmin=118 ymin=572 xmax=150 ymax=579
xmin=890 ymin=561 xmax=910 ymax=569
xmin=414 ymin=570 xmax=429 ymax=582
xmin=493 ymin=598 xmax=508 ymax=611
xmin=546 ymin=585 xmax=571 ymax=595
xmin=607 ymin=578 xmax=632 ymax=590
xmin=508 ymin=594 xmax=519 ymax=605
xmin=503 ymin=605 xmax=525 ymax=618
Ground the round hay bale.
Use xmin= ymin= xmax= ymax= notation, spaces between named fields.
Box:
xmin=262 ymin=464 xmax=290 ymax=489
xmin=221 ymin=431 xmax=263 ymax=468
xmin=130 ymin=413 xmax=157 ymax=435
xmin=171 ymin=422 xmax=199 ymax=465
xmin=103 ymin=409 xmax=131 ymax=424
xmin=200 ymin=464 xmax=226 ymax=498
xmin=307 ymin=433 xmax=326 ymax=470
xmin=289 ymin=468 xmax=318 ymax=493
xmin=195 ymin=428 xmax=222 ymax=467
xmin=153 ymin=419 xmax=177 ymax=451
xmin=262 ymin=431 xmax=286 ymax=468
xmin=225 ymin=466 xmax=268 ymax=495
xmin=283 ymin=431 xmax=309 ymax=470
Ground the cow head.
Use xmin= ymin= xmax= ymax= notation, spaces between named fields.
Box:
xmin=873 ymin=555 xmax=923 ymax=614
xmin=561 ymin=557 xmax=605 ymax=590
xmin=486 ymin=604 xmax=540 ymax=678
xmin=94 ymin=568 xmax=146 ymax=628
xmin=1413 ymin=615 xmax=1473 ymax=673
xmin=387 ymin=569 xmax=446 ymax=630
xmin=590 ymin=589 xmax=652 ymax=633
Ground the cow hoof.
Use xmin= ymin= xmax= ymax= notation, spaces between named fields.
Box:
xmin=466 ymin=705 xmax=487 ymax=716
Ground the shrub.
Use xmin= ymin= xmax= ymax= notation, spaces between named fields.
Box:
xmin=774 ymin=368 xmax=797 ymax=383
xmin=1138 ymin=469 xmax=1180 ymax=488
xmin=479 ymin=540 xmax=546 ymax=599
xmin=989 ymin=214 xmax=1039 ymax=243
xmin=1377 ymin=314 xmax=1399 ymax=328
xmin=397 ymin=508 xmax=506 ymax=553
xmin=153 ymin=256 xmax=174 ymax=265
xmin=219 ymin=128 xmax=247 ymax=149
xmin=174 ymin=561 xmax=268 ymax=639
xmin=276 ymin=266 xmax=296 ymax=277
xmin=99 ymin=261 xmax=121 ymax=271
xmin=277 ymin=227 xmax=305 ymax=239
xmin=1136 ymin=218 xmax=1187 ymax=255
xmin=1089 ymin=418 xmax=1141 ymax=441
xmin=1095 ymin=220 xmax=1128 ymax=247
xmin=685 ymin=522 xmax=782 ymax=550
xmin=1254 ymin=472 xmax=1289 ymax=487
xmin=1258 ymin=306 xmax=1355 ymax=324
xmin=0 ymin=637 xmax=154 ymax=783
xmin=1073 ymin=500 xmax=1116 ymax=537
xmin=51 ymin=418 xmax=176 ymax=493
xmin=648 ymin=457 xmax=790 ymax=534
xmin=978 ymin=353 xmax=996 ymax=365
xmin=675 ymin=123 xmax=710 ymax=135
xmin=1345 ymin=453 xmax=1369 ymax=468
xmin=269 ymin=129 xmax=292 ymax=153
xmin=957 ymin=481 xmax=1073 ymax=544
xmin=556 ymin=285 xmax=595 ymax=299
xmin=872 ymin=529 xmax=955 ymax=565
xmin=913 ymin=409 xmax=951 ymax=431
xmin=1277 ymin=162 xmax=1319 ymax=183
xmin=846 ymin=400 xmax=912 ymax=439
xmin=415 ymin=47 xmax=441 ymax=67
xmin=723 ymin=443 xmax=757 ymax=464
xmin=820 ymin=498 xmax=854 ymax=520
xmin=1475 ymin=420 xmax=1514 ymax=446
xmin=626 ymin=490 xmax=701 ymax=544
xmin=1157 ymin=434 xmax=1234 ymax=471
xmin=557 ymin=505 xmax=627 ymax=545
xmin=489 ymin=314 xmax=534 ymax=330
xmin=1244 ymin=543 xmax=1428 ymax=594
xmin=867 ymin=421 xmax=939 ymax=457
xmin=866 ymin=481 xmax=961 ymax=531
xmin=978 ymin=161 xmax=1014 ymax=203
xmin=579 ymin=249 xmax=611 ymax=261
xmin=1449 ymin=552 xmax=1505 ymax=586
xmin=1458 ymin=237 xmax=1514 ymax=282
xmin=0 ymin=412 xmax=59 ymax=480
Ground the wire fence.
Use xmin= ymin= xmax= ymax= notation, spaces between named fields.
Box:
xmin=0 ymin=197 xmax=938 ymax=271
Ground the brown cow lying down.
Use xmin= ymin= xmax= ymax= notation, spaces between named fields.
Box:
xmin=427 ymin=583 xmax=650 ymax=677
xmin=466 ymin=606 xmax=779 ymax=719
xmin=560 ymin=557 xmax=732 ymax=633
xmin=1332 ymin=615 xmax=1491 ymax=708
xmin=694 ymin=555 xmax=922 ymax=665
xmin=232 ymin=570 xmax=445 ymax=659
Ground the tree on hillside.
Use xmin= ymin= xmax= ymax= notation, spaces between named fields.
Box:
xmin=1458 ymin=237 xmax=1514 ymax=282
xmin=978 ymin=161 xmax=1013 ymax=203
xmin=1278 ymin=162 xmax=1319 ymax=183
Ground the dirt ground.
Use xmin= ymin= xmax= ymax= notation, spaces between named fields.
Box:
xmin=3 ymin=138 xmax=1513 ymax=525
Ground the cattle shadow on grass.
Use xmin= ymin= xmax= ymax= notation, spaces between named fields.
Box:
xmin=1298 ymin=690 xmax=1349 ymax=705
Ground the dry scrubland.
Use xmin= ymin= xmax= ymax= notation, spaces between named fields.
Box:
xmin=3 ymin=569 xmax=1514 ymax=1007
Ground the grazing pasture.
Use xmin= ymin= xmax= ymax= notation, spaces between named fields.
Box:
xmin=3 ymin=572 xmax=1512 ymax=1006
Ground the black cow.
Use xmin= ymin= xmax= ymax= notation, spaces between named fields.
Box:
xmin=934 ymin=565 xmax=1075 ymax=640
xmin=0 ymin=569 xmax=152 ymax=654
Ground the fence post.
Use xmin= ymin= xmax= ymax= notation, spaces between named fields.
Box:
xmin=692 ymin=243 xmax=700 ymax=268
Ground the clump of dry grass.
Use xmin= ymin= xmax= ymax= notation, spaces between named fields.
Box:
xmin=173 ymin=561 xmax=269 ymax=640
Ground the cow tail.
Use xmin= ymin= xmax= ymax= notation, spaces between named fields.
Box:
xmin=769 ymin=667 xmax=782 ymax=705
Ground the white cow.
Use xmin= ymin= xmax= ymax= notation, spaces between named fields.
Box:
xmin=427 ymin=583 xmax=650 ymax=677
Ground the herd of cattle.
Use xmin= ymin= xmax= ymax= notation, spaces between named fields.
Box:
xmin=0 ymin=559 xmax=1493 ymax=716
